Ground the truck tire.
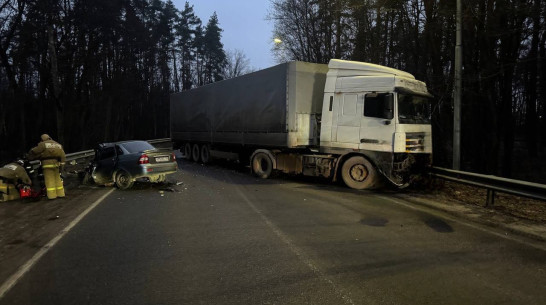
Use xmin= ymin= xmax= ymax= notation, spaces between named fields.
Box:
xmin=184 ymin=143 xmax=192 ymax=160
xmin=252 ymin=152 xmax=273 ymax=179
xmin=200 ymin=144 xmax=211 ymax=164
xmin=341 ymin=156 xmax=377 ymax=190
xmin=192 ymin=144 xmax=200 ymax=162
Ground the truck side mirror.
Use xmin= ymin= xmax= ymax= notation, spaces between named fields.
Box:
xmin=383 ymin=94 xmax=394 ymax=120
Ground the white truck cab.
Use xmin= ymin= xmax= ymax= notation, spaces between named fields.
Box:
xmin=320 ymin=60 xmax=432 ymax=186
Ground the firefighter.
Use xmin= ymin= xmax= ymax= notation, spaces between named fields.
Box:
xmin=27 ymin=134 xmax=66 ymax=199
xmin=0 ymin=159 xmax=32 ymax=197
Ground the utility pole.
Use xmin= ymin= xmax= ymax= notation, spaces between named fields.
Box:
xmin=453 ymin=0 xmax=462 ymax=170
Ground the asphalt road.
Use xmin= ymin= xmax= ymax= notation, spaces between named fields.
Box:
xmin=1 ymin=160 xmax=545 ymax=305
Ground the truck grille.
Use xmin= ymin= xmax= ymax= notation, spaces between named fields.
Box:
xmin=406 ymin=133 xmax=425 ymax=152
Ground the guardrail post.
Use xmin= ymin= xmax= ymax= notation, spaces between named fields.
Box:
xmin=486 ymin=189 xmax=495 ymax=207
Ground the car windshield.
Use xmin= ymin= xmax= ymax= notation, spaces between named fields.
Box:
xmin=398 ymin=94 xmax=431 ymax=124
xmin=120 ymin=141 xmax=155 ymax=153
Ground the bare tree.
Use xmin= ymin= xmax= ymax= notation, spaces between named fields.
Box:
xmin=268 ymin=0 xmax=352 ymax=64
xmin=222 ymin=49 xmax=253 ymax=79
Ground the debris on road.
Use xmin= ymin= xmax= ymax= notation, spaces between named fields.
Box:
xmin=48 ymin=215 xmax=60 ymax=221
xmin=160 ymin=187 xmax=176 ymax=192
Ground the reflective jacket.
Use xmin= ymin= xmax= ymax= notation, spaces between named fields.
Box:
xmin=28 ymin=139 xmax=66 ymax=163
xmin=0 ymin=163 xmax=32 ymax=185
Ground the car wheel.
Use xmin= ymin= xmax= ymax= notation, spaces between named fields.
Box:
xmin=251 ymin=152 xmax=273 ymax=179
xmin=201 ymin=144 xmax=211 ymax=164
xmin=192 ymin=144 xmax=200 ymax=162
xmin=341 ymin=156 xmax=377 ymax=190
xmin=115 ymin=170 xmax=134 ymax=190
xmin=184 ymin=143 xmax=192 ymax=160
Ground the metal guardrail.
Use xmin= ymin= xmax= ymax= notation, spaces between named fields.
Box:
xmin=31 ymin=138 xmax=172 ymax=165
xmin=429 ymin=167 xmax=546 ymax=206
xmin=65 ymin=150 xmax=94 ymax=162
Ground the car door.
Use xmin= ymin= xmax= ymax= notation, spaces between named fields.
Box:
xmin=92 ymin=146 xmax=117 ymax=184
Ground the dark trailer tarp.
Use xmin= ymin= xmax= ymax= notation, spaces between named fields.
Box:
xmin=170 ymin=61 xmax=328 ymax=148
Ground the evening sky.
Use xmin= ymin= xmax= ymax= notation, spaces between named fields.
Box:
xmin=172 ymin=0 xmax=276 ymax=69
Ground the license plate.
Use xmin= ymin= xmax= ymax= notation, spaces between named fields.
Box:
xmin=155 ymin=156 xmax=169 ymax=162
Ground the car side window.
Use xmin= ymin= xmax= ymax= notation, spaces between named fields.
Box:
xmin=116 ymin=145 xmax=124 ymax=155
xmin=99 ymin=147 xmax=116 ymax=160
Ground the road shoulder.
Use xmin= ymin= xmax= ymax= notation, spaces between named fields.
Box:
xmin=396 ymin=192 xmax=546 ymax=243
xmin=0 ymin=180 xmax=113 ymax=285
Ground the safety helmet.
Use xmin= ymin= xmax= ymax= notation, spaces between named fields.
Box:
xmin=41 ymin=134 xmax=52 ymax=141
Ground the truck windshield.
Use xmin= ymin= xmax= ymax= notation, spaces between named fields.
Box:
xmin=398 ymin=94 xmax=431 ymax=124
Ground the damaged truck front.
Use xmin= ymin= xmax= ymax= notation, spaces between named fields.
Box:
xmin=170 ymin=59 xmax=433 ymax=189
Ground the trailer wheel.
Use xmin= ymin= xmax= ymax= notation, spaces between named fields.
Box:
xmin=192 ymin=144 xmax=200 ymax=162
xmin=184 ymin=143 xmax=192 ymax=160
xmin=341 ymin=156 xmax=377 ymax=190
xmin=200 ymin=144 xmax=211 ymax=164
xmin=252 ymin=152 xmax=273 ymax=179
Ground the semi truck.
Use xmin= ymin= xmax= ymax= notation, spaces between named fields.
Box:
xmin=170 ymin=59 xmax=432 ymax=189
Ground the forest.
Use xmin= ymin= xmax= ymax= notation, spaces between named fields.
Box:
xmin=1 ymin=0 xmax=545 ymax=182
xmin=1 ymin=0 xmax=227 ymax=162
xmin=270 ymin=0 xmax=545 ymax=182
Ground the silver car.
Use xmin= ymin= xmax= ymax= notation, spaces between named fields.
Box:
xmin=87 ymin=140 xmax=178 ymax=189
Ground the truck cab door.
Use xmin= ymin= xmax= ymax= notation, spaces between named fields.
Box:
xmin=332 ymin=93 xmax=363 ymax=144
xmin=359 ymin=93 xmax=396 ymax=152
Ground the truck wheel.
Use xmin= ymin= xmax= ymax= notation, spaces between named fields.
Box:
xmin=341 ymin=156 xmax=377 ymax=190
xmin=252 ymin=152 xmax=273 ymax=179
xmin=192 ymin=144 xmax=200 ymax=162
xmin=115 ymin=170 xmax=134 ymax=190
xmin=201 ymin=144 xmax=211 ymax=164
xmin=184 ymin=143 xmax=192 ymax=160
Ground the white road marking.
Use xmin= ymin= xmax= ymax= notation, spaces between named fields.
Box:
xmin=231 ymin=183 xmax=359 ymax=305
xmin=0 ymin=188 xmax=115 ymax=300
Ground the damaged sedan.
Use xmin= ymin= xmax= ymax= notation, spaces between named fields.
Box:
xmin=84 ymin=140 xmax=178 ymax=189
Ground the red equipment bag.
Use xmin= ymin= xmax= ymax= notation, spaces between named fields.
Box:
xmin=19 ymin=186 xmax=41 ymax=198
xmin=19 ymin=186 xmax=31 ymax=198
